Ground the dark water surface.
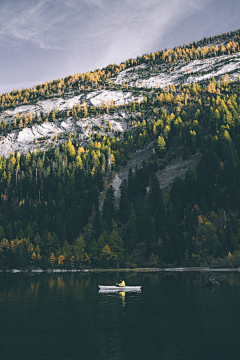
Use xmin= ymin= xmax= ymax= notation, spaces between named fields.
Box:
xmin=1 ymin=271 xmax=240 ymax=360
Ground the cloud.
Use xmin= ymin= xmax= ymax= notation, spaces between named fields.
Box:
xmin=0 ymin=0 xmax=72 ymax=50
xmin=0 ymin=0 xmax=208 ymax=52
xmin=92 ymin=0 xmax=209 ymax=65
xmin=1 ymin=0 xmax=223 ymax=93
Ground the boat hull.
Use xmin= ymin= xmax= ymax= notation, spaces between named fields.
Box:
xmin=98 ymin=285 xmax=141 ymax=292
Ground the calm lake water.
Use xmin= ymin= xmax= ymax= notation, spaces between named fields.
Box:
xmin=1 ymin=270 xmax=240 ymax=360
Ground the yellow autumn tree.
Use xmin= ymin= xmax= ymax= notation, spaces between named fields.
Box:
xmin=31 ymin=251 xmax=36 ymax=264
xmin=67 ymin=139 xmax=76 ymax=159
xmin=157 ymin=135 xmax=166 ymax=155
xmin=70 ymin=255 xmax=75 ymax=268
xmin=83 ymin=102 xmax=88 ymax=117
xmin=49 ymin=253 xmax=56 ymax=267
xmin=207 ymin=82 xmax=216 ymax=93
xmin=101 ymin=244 xmax=113 ymax=267
xmin=58 ymin=255 xmax=65 ymax=267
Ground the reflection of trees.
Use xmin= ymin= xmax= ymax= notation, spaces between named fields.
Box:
xmin=2 ymin=272 xmax=240 ymax=359
xmin=2 ymin=272 xmax=240 ymax=306
xmin=0 ymin=273 xmax=93 ymax=305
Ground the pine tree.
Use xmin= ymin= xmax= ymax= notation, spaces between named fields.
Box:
xmin=91 ymin=199 xmax=102 ymax=241
xmin=157 ymin=136 xmax=166 ymax=156
xmin=119 ymin=179 xmax=130 ymax=224
xmin=127 ymin=207 xmax=138 ymax=248
xmin=0 ymin=226 xmax=5 ymax=240
xmin=97 ymin=231 xmax=109 ymax=253
xmin=74 ymin=236 xmax=85 ymax=264
xmin=109 ymin=229 xmax=124 ymax=268
xmin=6 ymin=224 xmax=13 ymax=240
xmin=25 ymin=223 xmax=33 ymax=240
xmin=136 ymin=200 xmax=154 ymax=245
xmin=102 ymin=186 xmax=115 ymax=231
xmin=148 ymin=175 xmax=163 ymax=215
xmin=89 ymin=239 xmax=98 ymax=264
xmin=128 ymin=167 xmax=135 ymax=202
xmin=101 ymin=244 xmax=113 ymax=267
xmin=62 ymin=240 xmax=73 ymax=265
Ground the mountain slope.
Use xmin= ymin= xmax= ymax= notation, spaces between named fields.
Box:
xmin=0 ymin=29 xmax=240 ymax=158
xmin=1 ymin=29 xmax=240 ymax=269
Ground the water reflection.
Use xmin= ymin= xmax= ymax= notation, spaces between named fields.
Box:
xmin=1 ymin=271 xmax=240 ymax=360
xmin=1 ymin=270 xmax=240 ymax=306
xmin=1 ymin=270 xmax=240 ymax=305
xmin=119 ymin=291 xmax=125 ymax=308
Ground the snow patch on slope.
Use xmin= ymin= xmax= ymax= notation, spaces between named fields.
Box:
xmin=37 ymin=95 xmax=84 ymax=112
xmin=0 ymin=110 xmax=138 ymax=158
xmin=114 ymin=64 xmax=149 ymax=85
xmin=86 ymin=90 xmax=134 ymax=106
xmin=114 ymin=52 xmax=240 ymax=88
xmin=0 ymin=90 xmax=140 ymax=125
xmin=0 ymin=95 xmax=84 ymax=123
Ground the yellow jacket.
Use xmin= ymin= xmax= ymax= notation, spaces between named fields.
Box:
xmin=119 ymin=280 xmax=125 ymax=287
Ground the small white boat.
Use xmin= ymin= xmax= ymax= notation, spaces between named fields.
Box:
xmin=98 ymin=285 xmax=141 ymax=292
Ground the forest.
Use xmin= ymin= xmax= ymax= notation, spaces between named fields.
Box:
xmin=1 ymin=30 xmax=240 ymax=269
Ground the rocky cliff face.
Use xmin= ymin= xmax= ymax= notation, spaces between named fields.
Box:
xmin=0 ymin=90 xmax=143 ymax=157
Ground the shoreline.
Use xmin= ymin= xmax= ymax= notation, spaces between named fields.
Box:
xmin=1 ymin=267 xmax=240 ymax=274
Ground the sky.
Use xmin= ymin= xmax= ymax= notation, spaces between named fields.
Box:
xmin=0 ymin=0 xmax=240 ymax=94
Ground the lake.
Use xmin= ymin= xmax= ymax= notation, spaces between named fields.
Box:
xmin=0 ymin=270 xmax=240 ymax=360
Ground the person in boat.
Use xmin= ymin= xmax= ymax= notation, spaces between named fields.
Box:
xmin=118 ymin=279 xmax=125 ymax=287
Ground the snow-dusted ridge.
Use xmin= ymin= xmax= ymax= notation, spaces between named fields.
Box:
xmin=0 ymin=90 xmax=140 ymax=125
xmin=0 ymin=89 xmax=144 ymax=157
xmin=0 ymin=111 xmax=139 ymax=157
xmin=114 ymin=52 xmax=240 ymax=88
xmin=85 ymin=90 xmax=135 ymax=107
xmin=1 ymin=41 xmax=240 ymax=158
xmin=1 ymin=95 xmax=83 ymax=123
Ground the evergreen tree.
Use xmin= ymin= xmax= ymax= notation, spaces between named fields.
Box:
xmin=127 ymin=207 xmax=138 ymax=248
xmin=109 ymin=229 xmax=124 ymax=268
xmin=148 ymin=175 xmax=164 ymax=215
xmin=119 ymin=179 xmax=130 ymax=224
xmin=102 ymin=186 xmax=115 ymax=231
xmin=74 ymin=236 xmax=85 ymax=265
xmin=6 ymin=223 xmax=13 ymax=240
xmin=0 ymin=226 xmax=5 ymax=240
xmin=128 ymin=167 xmax=135 ymax=202
xmin=92 ymin=199 xmax=103 ymax=240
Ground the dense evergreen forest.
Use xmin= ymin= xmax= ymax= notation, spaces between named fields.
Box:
xmin=1 ymin=30 xmax=240 ymax=269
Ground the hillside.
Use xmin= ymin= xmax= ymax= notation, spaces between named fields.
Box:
xmin=1 ymin=29 xmax=240 ymax=269
xmin=0 ymin=29 xmax=240 ymax=158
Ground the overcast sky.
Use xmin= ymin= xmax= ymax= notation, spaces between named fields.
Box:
xmin=0 ymin=0 xmax=239 ymax=94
